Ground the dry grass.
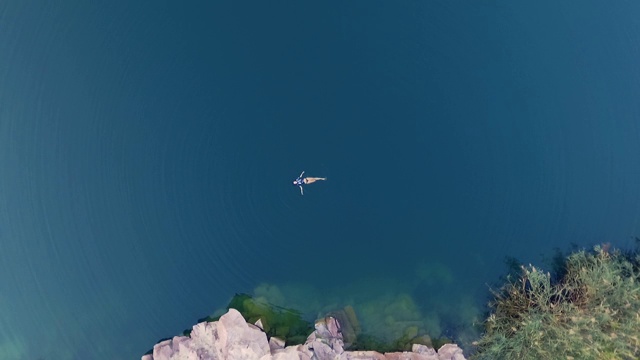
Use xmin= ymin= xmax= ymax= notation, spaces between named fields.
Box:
xmin=472 ymin=245 xmax=640 ymax=360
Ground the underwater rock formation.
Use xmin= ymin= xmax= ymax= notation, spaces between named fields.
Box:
xmin=142 ymin=308 xmax=466 ymax=360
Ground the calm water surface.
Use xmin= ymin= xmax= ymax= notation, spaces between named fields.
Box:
xmin=1 ymin=1 xmax=640 ymax=358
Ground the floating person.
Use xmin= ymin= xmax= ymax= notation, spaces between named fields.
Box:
xmin=293 ymin=171 xmax=326 ymax=195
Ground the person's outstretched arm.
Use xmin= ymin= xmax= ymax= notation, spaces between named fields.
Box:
xmin=299 ymin=171 xmax=305 ymax=178
xmin=299 ymin=186 xmax=304 ymax=195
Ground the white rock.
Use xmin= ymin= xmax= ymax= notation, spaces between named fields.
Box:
xmin=436 ymin=344 xmax=465 ymax=360
xmin=385 ymin=351 xmax=438 ymax=360
xmin=190 ymin=321 xmax=225 ymax=359
xmin=152 ymin=339 xmax=172 ymax=359
xmin=411 ymin=344 xmax=436 ymax=356
xmin=338 ymin=350 xmax=387 ymax=359
xmin=296 ymin=343 xmax=314 ymax=359
xmin=309 ymin=340 xmax=335 ymax=360
xmin=269 ymin=336 xmax=286 ymax=351
xmin=142 ymin=309 xmax=466 ymax=360
xmin=219 ymin=308 xmax=270 ymax=359
xmin=270 ymin=345 xmax=312 ymax=360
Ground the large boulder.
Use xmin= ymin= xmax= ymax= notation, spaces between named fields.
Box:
xmin=143 ymin=308 xmax=269 ymax=360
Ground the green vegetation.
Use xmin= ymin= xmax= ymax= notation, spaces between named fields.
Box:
xmin=224 ymin=293 xmax=314 ymax=345
xmin=473 ymin=245 xmax=640 ymax=360
xmin=223 ymin=293 xmax=445 ymax=352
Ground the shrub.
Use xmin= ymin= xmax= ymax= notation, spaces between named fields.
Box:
xmin=473 ymin=246 xmax=640 ymax=360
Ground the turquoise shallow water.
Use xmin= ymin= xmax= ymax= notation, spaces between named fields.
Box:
xmin=1 ymin=1 xmax=640 ymax=358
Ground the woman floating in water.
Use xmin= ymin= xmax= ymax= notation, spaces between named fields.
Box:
xmin=293 ymin=171 xmax=326 ymax=195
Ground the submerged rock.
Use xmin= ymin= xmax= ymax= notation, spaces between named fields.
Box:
xmin=225 ymin=293 xmax=314 ymax=345
xmin=328 ymin=305 xmax=360 ymax=347
xmin=143 ymin=309 xmax=466 ymax=360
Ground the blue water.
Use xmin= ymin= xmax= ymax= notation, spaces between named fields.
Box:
xmin=1 ymin=1 xmax=640 ymax=359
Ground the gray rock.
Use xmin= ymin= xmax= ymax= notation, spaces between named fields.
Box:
xmin=309 ymin=316 xmax=345 ymax=355
xmin=142 ymin=309 xmax=466 ymax=360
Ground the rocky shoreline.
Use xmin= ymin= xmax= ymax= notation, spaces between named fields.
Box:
xmin=143 ymin=308 xmax=466 ymax=360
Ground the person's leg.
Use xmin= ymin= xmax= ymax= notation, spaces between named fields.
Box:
xmin=304 ymin=177 xmax=326 ymax=184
